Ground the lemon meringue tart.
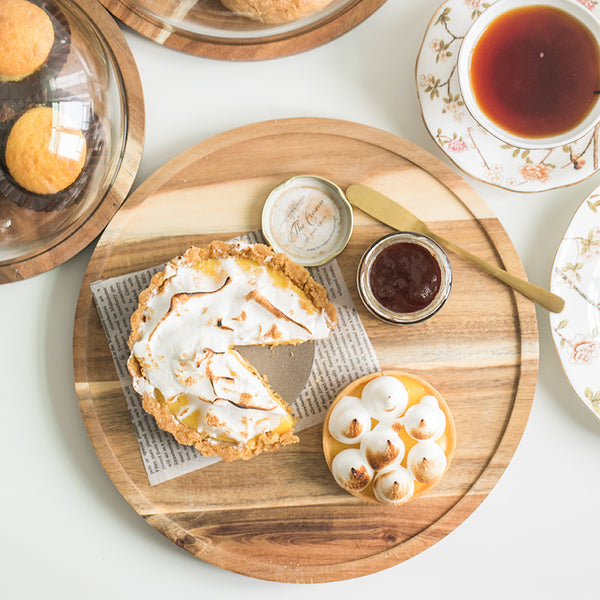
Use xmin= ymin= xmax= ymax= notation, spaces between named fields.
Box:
xmin=127 ymin=241 xmax=337 ymax=462
xmin=323 ymin=371 xmax=456 ymax=505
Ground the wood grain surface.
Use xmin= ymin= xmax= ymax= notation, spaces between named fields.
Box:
xmin=98 ymin=0 xmax=387 ymax=60
xmin=0 ymin=0 xmax=144 ymax=283
xmin=73 ymin=117 xmax=539 ymax=582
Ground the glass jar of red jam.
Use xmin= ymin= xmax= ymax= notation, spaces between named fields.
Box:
xmin=357 ymin=232 xmax=452 ymax=325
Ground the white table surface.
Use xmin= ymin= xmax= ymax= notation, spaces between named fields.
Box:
xmin=3 ymin=1 xmax=600 ymax=597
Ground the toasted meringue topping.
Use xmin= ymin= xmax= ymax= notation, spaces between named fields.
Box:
xmin=327 ymin=395 xmax=372 ymax=444
xmin=129 ymin=244 xmax=335 ymax=448
xmin=361 ymin=375 xmax=408 ymax=421
xmin=401 ymin=395 xmax=446 ymax=441
xmin=331 ymin=448 xmax=374 ymax=492
xmin=324 ymin=371 xmax=455 ymax=504
xmin=407 ymin=440 xmax=447 ymax=484
xmin=360 ymin=422 xmax=405 ymax=471
xmin=373 ymin=466 xmax=415 ymax=505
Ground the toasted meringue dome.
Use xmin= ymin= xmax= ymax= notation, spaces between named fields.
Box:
xmin=401 ymin=395 xmax=446 ymax=441
xmin=361 ymin=375 xmax=408 ymax=421
xmin=331 ymin=448 xmax=374 ymax=492
xmin=328 ymin=395 xmax=372 ymax=444
xmin=373 ymin=466 xmax=415 ymax=505
xmin=360 ymin=422 xmax=405 ymax=471
xmin=407 ymin=440 xmax=447 ymax=484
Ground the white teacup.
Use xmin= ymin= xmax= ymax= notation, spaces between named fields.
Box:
xmin=457 ymin=0 xmax=600 ymax=149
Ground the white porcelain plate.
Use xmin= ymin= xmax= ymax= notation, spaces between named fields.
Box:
xmin=416 ymin=0 xmax=600 ymax=192
xmin=550 ymin=187 xmax=600 ymax=421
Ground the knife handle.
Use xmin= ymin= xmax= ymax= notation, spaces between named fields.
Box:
xmin=425 ymin=230 xmax=565 ymax=314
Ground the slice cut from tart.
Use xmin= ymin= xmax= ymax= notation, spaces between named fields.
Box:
xmin=127 ymin=241 xmax=337 ymax=462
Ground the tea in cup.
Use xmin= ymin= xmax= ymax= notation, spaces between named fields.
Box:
xmin=457 ymin=0 xmax=600 ymax=148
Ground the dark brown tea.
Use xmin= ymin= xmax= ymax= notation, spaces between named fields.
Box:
xmin=469 ymin=5 xmax=600 ymax=138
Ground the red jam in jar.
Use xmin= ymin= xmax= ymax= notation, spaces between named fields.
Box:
xmin=357 ymin=232 xmax=452 ymax=325
xmin=369 ymin=242 xmax=441 ymax=313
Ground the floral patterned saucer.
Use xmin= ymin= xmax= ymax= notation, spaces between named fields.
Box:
xmin=416 ymin=0 xmax=600 ymax=192
xmin=550 ymin=187 xmax=600 ymax=422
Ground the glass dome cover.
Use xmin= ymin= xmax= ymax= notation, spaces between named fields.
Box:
xmin=0 ymin=0 xmax=144 ymax=282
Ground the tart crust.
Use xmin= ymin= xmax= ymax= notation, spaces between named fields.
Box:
xmin=127 ymin=241 xmax=337 ymax=462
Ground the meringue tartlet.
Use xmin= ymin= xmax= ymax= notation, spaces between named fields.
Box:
xmin=128 ymin=241 xmax=337 ymax=462
xmin=322 ymin=371 xmax=456 ymax=505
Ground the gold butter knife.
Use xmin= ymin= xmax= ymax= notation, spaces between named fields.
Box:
xmin=346 ymin=183 xmax=564 ymax=314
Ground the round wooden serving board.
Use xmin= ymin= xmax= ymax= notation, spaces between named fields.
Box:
xmin=73 ymin=118 xmax=539 ymax=582
xmin=99 ymin=0 xmax=386 ymax=60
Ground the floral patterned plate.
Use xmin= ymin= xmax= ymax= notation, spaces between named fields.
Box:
xmin=416 ymin=0 xmax=600 ymax=192
xmin=550 ymin=187 xmax=600 ymax=421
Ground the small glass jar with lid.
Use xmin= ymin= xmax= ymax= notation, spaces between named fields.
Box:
xmin=357 ymin=232 xmax=452 ymax=325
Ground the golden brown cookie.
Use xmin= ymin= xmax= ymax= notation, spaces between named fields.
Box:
xmin=0 ymin=0 xmax=55 ymax=81
xmin=5 ymin=106 xmax=87 ymax=195
xmin=221 ymin=0 xmax=334 ymax=24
